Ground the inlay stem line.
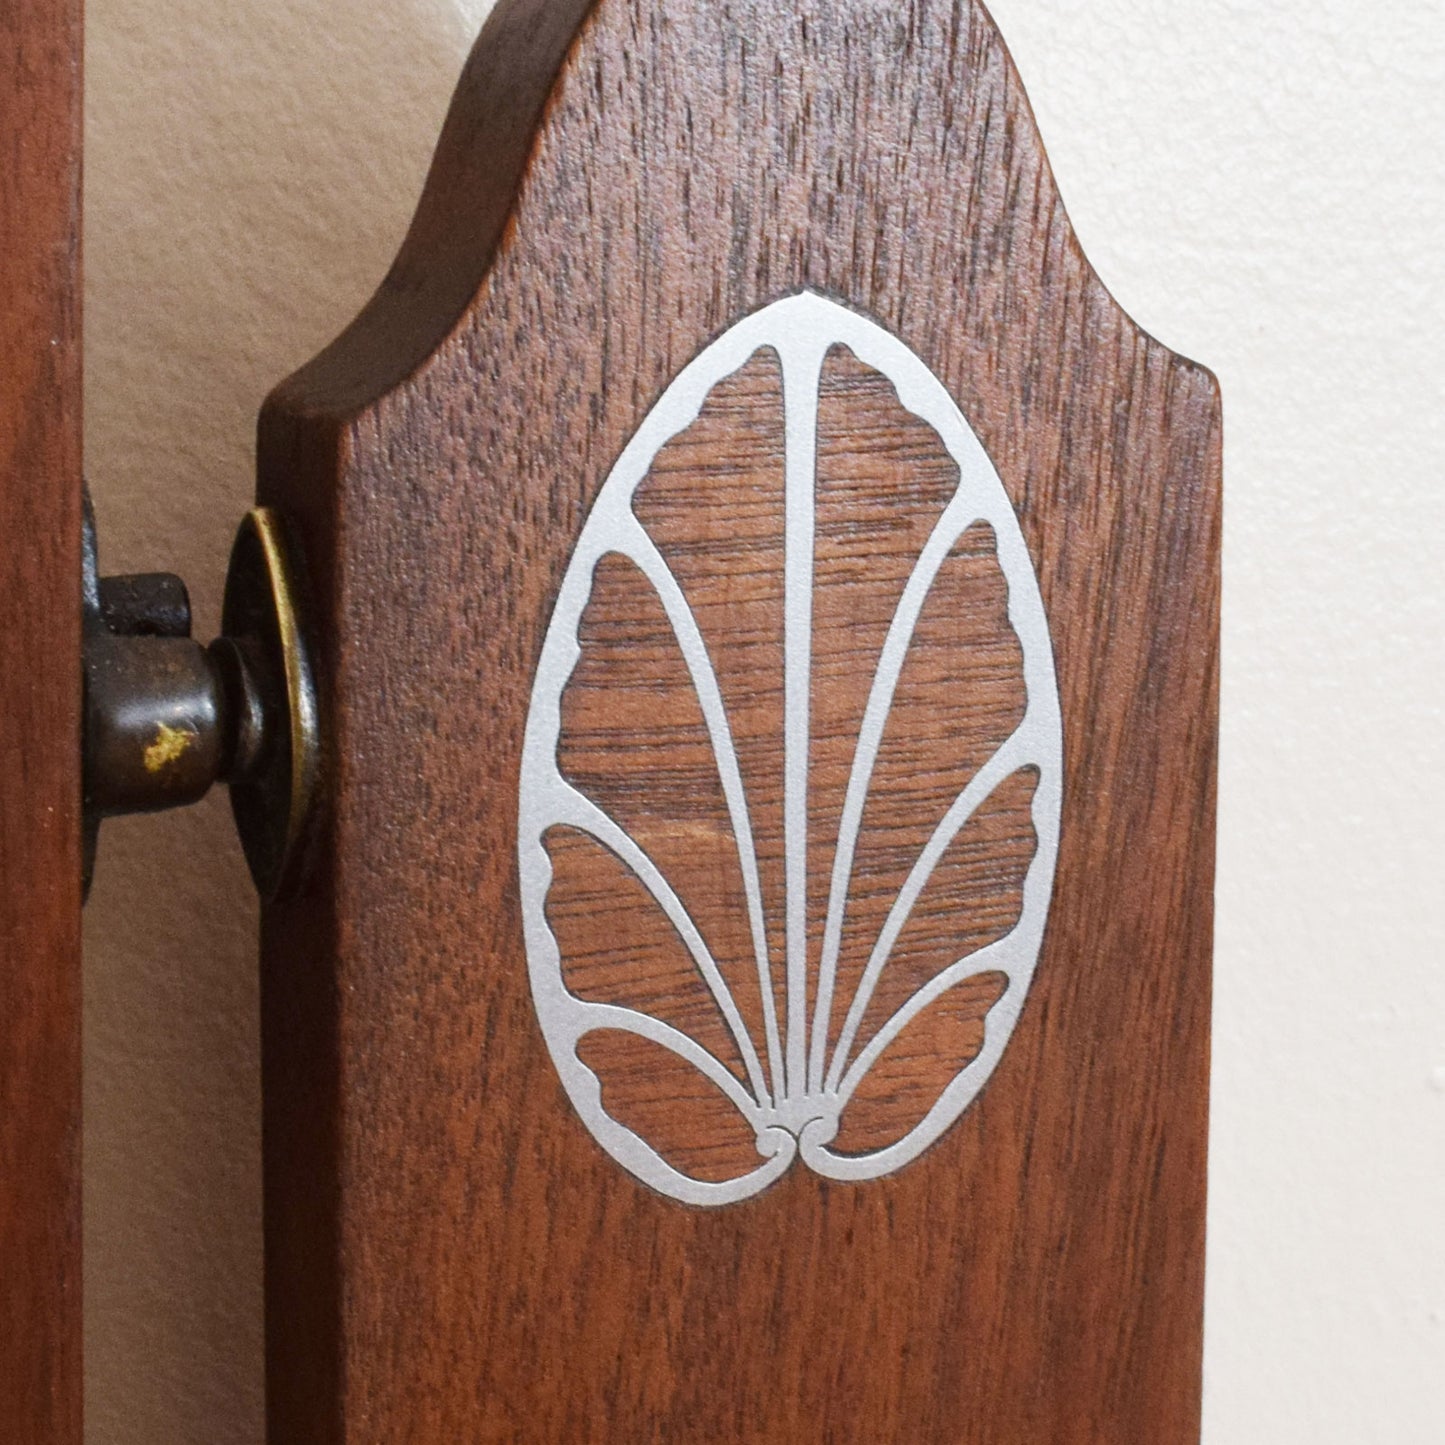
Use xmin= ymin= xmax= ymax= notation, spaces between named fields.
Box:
xmin=615 ymin=520 xmax=784 ymax=1103
xmin=779 ymin=333 xmax=830 ymax=1104
xmin=549 ymin=782 xmax=772 ymax=1108
xmin=834 ymin=944 xmax=1017 ymax=1108
xmin=566 ymin=1001 xmax=767 ymax=1127
xmin=805 ymin=498 xmax=983 ymax=1095
xmin=824 ymin=725 xmax=1036 ymax=1094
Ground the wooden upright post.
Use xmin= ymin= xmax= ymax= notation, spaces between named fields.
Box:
xmin=0 ymin=0 xmax=85 ymax=1439
xmin=259 ymin=2 xmax=1220 ymax=1438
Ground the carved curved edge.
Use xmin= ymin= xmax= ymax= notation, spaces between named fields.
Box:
xmin=260 ymin=0 xmax=1218 ymax=438
xmin=264 ymin=0 xmax=597 ymax=424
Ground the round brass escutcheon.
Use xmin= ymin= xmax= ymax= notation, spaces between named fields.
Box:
xmin=220 ymin=507 xmax=320 ymax=901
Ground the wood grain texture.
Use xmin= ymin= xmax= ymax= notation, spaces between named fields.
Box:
xmin=258 ymin=0 xmax=1220 ymax=1439
xmin=548 ymin=342 xmax=1037 ymax=1176
xmin=0 ymin=0 xmax=85 ymax=1439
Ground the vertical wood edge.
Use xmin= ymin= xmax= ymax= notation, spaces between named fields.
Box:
xmin=0 ymin=0 xmax=85 ymax=1439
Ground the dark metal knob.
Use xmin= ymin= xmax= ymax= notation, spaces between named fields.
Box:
xmin=81 ymin=492 xmax=320 ymax=899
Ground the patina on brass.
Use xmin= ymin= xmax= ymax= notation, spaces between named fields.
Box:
xmin=221 ymin=506 xmax=321 ymax=900
xmin=82 ymin=493 xmax=319 ymax=900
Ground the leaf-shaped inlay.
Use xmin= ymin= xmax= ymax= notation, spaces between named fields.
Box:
xmin=519 ymin=292 xmax=1062 ymax=1206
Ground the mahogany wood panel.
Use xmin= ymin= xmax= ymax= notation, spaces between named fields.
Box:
xmin=258 ymin=0 xmax=1220 ymax=1440
xmin=549 ymin=345 xmax=1035 ymax=1176
xmin=0 ymin=0 xmax=84 ymax=1440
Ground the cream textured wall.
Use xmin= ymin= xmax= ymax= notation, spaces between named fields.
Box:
xmin=83 ymin=1 xmax=1445 ymax=1440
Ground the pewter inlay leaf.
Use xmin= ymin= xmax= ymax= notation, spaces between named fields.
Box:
xmin=518 ymin=291 xmax=1062 ymax=1206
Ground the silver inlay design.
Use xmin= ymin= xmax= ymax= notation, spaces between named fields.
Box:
xmin=518 ymin=291 xmax=1062 ymax=1206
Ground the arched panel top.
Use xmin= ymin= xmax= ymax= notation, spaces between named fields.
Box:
xmin=256 ymin=3 xmax=1220 ymax=1438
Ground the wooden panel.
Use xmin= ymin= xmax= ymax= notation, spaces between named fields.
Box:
xmin=0 ymin=0 xmax=85 ymax=1440
xmin=258 ymin=0 xmax=1219 ymax=1439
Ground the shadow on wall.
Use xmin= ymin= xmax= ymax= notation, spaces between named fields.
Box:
xmin=82 ymin=0 xmax=492 ymax=1438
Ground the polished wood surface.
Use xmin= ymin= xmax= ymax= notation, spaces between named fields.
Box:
xmin=0 ymin=0 xmax=85 ymax=1439
xmin=549 ymin=344 xmax=1034 ymax=1176
xmin=259 ymin=0 xmax=1220 ymax=1438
